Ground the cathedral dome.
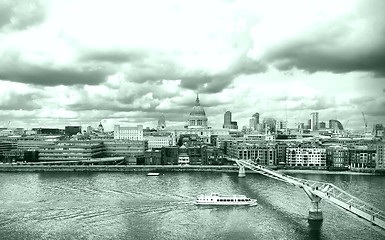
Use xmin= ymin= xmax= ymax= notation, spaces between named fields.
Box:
xmin=187 ymin=94 xmax=208 ymax=129
xmin=190 ymin=100 xmax=206 ymax=116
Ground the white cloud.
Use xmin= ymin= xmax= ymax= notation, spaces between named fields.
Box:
xmin=0 ymin=0 xmax=384 ymax=131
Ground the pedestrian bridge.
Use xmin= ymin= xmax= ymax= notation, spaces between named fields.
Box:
xmin=230 ymin=158 xmax=385 ymax=230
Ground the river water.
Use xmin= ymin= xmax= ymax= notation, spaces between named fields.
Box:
xmin=0 ymin=171 xmax=384 ymax=240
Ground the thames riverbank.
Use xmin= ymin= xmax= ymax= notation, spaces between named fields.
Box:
xmin=0 ymin=164 xmax=383 ymax=175
xmin=0 ymin=164 xmax=240 ymax=173
xmin=277 ymin=169 xmax=376 ymax=175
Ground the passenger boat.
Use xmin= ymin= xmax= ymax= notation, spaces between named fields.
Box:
xmin=195 ymin=193 xmax=257 ymax=206
xmin=147 ymin=172 xmax=160 ymax=176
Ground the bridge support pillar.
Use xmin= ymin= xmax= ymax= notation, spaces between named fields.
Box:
xmin=308 ymin=199 xmax=323 ymax=221
xmin=238 ymin=166 xmax=246 ymax=178
xmin=303 ymin=186 xmax=323 ymax=221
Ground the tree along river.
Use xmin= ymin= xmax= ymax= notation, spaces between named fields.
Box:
xmin=0 ymin=171 xmax=384 ymax=240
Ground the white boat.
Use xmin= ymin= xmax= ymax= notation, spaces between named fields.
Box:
xmin=147 ymin=172 xmax=160 ymax=176
xmin=195 ymin=193 xmax=257 ymax=206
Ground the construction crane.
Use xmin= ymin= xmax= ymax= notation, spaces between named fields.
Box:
xmin=362 ymin=112 xmax=368 ymax=133
xmin=344 ymin=120 xmax=350 ymax=130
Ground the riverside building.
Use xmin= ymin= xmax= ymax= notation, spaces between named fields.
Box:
xmin=17 ymin=139 xmax=56 ymax=151
xmin=227 ymin=142 xmax=277 ymax=166
xmin=349 ymin=146 xmax=376 ymax=169
xmin=376 ymin=142 xmax=385 ymax=169
xmin=38 ymin=141 xmax=104 ymax=161
xmin=326 ymin=145 xmax=349 ymax=168
xmin=144 ymin=149 xmax=162 ymax=165
xmin=286 ymin=147 xmax=326 ymax=167
xmin=103 ymin=140 xmax=147 ymax=158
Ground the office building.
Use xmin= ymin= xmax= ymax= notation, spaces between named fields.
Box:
xmin=103 ymin=140 xmax=147 ymax=158
xmin=144 ymin=149 xmax=162 ymax=165
xmin=144 ymin=135 xmax=173 ymax=149
xmin=114 ymin=125 xmax=143 ymax=140
xmin=286 ymin=147 xmax=326 ymax=167
xmin=39 ymin=141 xmax=104 ymax=161
xmin=329 ymin=120 xmax=344 ymax=131
xmin=227 ymin=141 xmax=277 ymax=166
xmin=223 ymin=111 xmax=232 ymax=129
xmin=376 ymin=143 xmax=385 ymax=169
xmin=311 ymin=112 xmax=319 ymax=131
xmin=349 ymin=146 xmax=376 ymax=169
xmin=65 ymin=126 xmax=82 ymax=136
xmin=326 ymin=145 xmax=349 ymax=168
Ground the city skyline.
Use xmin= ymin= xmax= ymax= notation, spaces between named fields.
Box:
xmin=1 ymin=0 xmax=384 ymax=131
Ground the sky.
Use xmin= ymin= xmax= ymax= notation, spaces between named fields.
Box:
xmin=0 ymin=0 xmax=384 ymax=132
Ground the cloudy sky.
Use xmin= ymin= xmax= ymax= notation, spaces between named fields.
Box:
xmin=1 ymin=0 xmax=384 ymax=132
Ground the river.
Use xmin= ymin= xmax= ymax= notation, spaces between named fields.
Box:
xmin=0 ymin=171 xmax=384 ymax=240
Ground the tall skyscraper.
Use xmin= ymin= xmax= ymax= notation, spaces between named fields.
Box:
xmin=306 ymin=119 xmax=312 ymax=129
xmin=223 ymin=111 xmax=238 ymax=129
xmin=311 ymin=112 xmax=319 ymax=131
xmin=249 ymin=118 xmax=255 ymax=129
xmin=249 ymin=112 xmax=260 ymax=130
xmin=223 ymin=111 xmax=232 ymax=129
xmin=252 ymin=113 xmax=260 ymax=124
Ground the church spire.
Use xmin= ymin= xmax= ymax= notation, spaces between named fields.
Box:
xmin=196 ymin=93 xmax=200 ymax=105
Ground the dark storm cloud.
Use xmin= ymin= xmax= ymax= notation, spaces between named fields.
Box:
xmin=179 ymin=73 xmax=234 ymax=94
xmin=350 ymin=95 xmax=385 ymax=117
xmin=262 ymin=0 xmax=385 ymax=77
xmin=0 ymin=63 xmax=110 ymax=86
xmin=69 ymin=101 xmax=166 ymax=115
xmin=100 ymin=49 xmax=267 ymax=93
xmin=287 ymin=96 xmax=337 ymax=111
xmin=267 ymin=44 xmax=385 ymax=77
xmin=180 ymin=58 xmax=266 ymax=93
xmin=0 ymin=91 xmax=42 ymax=110
xmin=349 ymin=96 xmax=375 ymax=105
xmin=366 ymin=100 xmax=385 ymax=117
xmin=80 ymin=50 xmax=147 ymax=63
xmin=0 ymin=0 xmax=47 ymax=31
xmin=0 ymin=2 xmax=13 ymax=29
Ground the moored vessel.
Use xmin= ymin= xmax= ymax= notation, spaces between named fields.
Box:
xmin=195 ymin=193 xmax=257 ymax=206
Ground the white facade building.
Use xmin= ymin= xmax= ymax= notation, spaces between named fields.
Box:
xmin=114 ymin=125 xmax=143 ymax=140
xmin=376 ymin=143 xmax=385 ymax=169
xmin=144 ymin=135 xmax=173 ymax=149
xmin=286 ymin=147 xmax=326 ymax=167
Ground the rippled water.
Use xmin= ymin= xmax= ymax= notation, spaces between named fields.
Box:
xmin=0 ymin=171 xmax=384 ymax=240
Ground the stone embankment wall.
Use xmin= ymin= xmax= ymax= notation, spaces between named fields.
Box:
xmin=350 ymin=167 xmax=385 ymax=174
xmin=0 ymin=165 xmax=240 ymax=173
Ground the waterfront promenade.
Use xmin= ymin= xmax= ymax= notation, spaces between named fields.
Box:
xmin=1 ymin=164 xmax=384 ymax=174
